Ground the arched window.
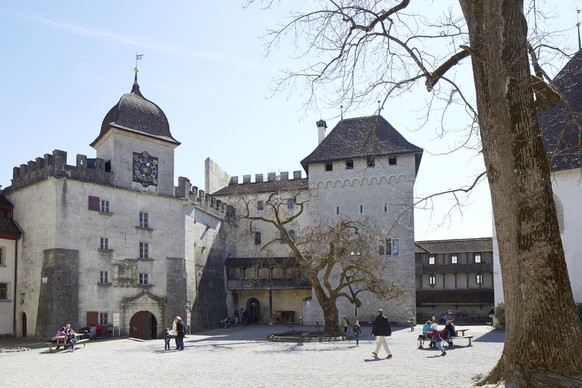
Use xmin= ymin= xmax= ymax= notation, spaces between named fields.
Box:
xmin=289 ymin=230 xmax=296 ymax=241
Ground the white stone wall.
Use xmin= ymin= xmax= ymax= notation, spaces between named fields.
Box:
xmin=0 ymin=237 xmax=17 ymax=335
xmin=493 ymin=167 xmax=582 ymax=306
xmin=8 ymin=175 xmax=220 ymax=336
xmin=93 ymin=129 xmax=177 ymax=196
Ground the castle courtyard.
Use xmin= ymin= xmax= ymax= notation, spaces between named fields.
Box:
xmin=1 ymin=324 xmax=504 ymax=387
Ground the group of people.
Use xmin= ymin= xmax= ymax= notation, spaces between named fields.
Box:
xmin=419 ymin=311 xmax=458 ymax=356
xmin=53 ymin=323 xmax=77 ymax=352
xmin=164 ymin=315 xmax=186 ymax=350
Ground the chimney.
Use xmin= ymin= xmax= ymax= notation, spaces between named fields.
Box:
xmin=316 ymin=119 xmax=327 ymax=145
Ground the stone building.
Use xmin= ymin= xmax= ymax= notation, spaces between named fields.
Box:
xmin=415 ymin=238 xmax=494 ymax=324
xmin=211 ymin=115 xmax=423 ymax=326
xmin=0 ymin=195 xmax=21 ymax=336
xmin=3 ymin=73 xmax=227 ymax=339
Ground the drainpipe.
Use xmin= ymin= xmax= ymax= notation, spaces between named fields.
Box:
xmin=12 ymin=236 xmax=20 ymax=337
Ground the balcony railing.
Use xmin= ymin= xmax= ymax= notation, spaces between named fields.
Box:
xmin=416 ymin=262 xmax=493 ymax=274
xmin=227 ymin=278 xmax=312 ymax=290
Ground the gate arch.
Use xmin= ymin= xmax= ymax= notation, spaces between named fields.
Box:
xmin=129 ymin=311 xmax=158 ymax=339
xmin=246 ymin=298 xmax=261 ymax=324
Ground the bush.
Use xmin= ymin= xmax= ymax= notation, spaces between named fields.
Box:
xmin=495 ymin=303 xmax=505 ymax=326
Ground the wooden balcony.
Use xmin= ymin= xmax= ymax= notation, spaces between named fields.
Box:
xmin=227 ymin=278 xmax=312 ymax=290
xmin=416 ymin=262 xmax=493 ymax=274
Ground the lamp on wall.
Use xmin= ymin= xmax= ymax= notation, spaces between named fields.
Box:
xmin=41 ymin=275 xmax=48 ymax=284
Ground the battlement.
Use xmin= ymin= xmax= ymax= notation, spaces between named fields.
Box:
xmin=228 ymin=170 xmax=303 ymax=185
xmin=7 ymin=150 xmax=229 ymax=218
xmin=9 ymin=150 xmax=113 ymax=190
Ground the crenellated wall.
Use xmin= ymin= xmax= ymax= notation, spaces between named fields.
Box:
xmin=227 ymin=170 xmax=303 ymax=185
xmin=8 ymin=150 xmax=229 ymax=218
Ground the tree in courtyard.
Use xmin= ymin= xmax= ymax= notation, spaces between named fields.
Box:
xmin=232 ymin=188 xmax=405 ymax=333
xmin=251 ymin=0 xmax=582 ymax=385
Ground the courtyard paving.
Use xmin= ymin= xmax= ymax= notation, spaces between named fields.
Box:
xmin=0 ymin=324 xmax=504 ymax=387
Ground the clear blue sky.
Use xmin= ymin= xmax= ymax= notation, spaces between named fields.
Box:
xmin=1 ymin=1 xmax=580 ymax=240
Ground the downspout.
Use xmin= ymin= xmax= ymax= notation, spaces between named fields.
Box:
xmin=12 ymin=236 xmax=19 ymax=337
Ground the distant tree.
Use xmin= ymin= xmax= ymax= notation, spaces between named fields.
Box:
xmin=233 ymin=188 xmax=405 ymax=333
xmin=251 ymin=0 xmax=582 ymax=385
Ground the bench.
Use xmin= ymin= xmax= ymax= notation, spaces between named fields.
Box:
xmin=48 ymin=336 xmax=89 ymax=352
xmin=417 ymin=329 xmax=474 ymax=349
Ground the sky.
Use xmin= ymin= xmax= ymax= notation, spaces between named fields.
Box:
xmin=1 ymin=1 xmax=581 ymax=240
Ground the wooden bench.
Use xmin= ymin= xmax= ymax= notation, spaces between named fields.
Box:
xmin=417 ymin=329 xmax=474 ymax=349
xmin=48 ymin=336 xmax=89 ymax=352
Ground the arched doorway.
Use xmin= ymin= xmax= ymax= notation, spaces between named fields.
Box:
xmin=246 ymin=298 xmax=261 ymax=324
xmin=129 ymin=311 xmax=158 ymax=339
xmin=21 ymin=312 xmax=27 ymax=337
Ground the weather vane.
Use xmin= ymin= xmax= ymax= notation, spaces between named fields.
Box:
xmin=135 ymin=53 xmax=144 ymax=73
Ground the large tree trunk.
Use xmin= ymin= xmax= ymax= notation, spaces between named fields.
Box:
xmin=310 ymin=278 xmax=340 ymax=332
xmin=459 ymin=1 xmax=582 ymax=386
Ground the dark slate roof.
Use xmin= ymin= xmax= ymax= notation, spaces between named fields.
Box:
xmin=0 ymin=194 xmax=13 ymax=208
xmin=300 ymin=115 xmax=423 ymax=172
xmin=538 ymin=50 xmax=582 ymax=172
xmin=0 ymin=194 xmax=21 ymax=238
xmin=212 ymin=178 xmax=308 ymax=196
xmin=415 ymin=238 xmax=493 ymax=254
xmin=91 ymin=75 xmax=180 ymax=147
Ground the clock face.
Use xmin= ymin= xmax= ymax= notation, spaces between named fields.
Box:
xmin=133 ymin=151 xmax=158 ymax=187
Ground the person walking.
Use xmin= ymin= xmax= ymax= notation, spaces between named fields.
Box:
xmin=371 ymin=308 xmax=392 ymax=359
xmin=352 ymin=320 xmax=362 ymax=346
xmin=342 ymin=317 xmax=349 ymax=333
xmin=431 ymin=322 xmax=447 ymax=356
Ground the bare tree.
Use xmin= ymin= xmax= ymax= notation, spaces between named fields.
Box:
xmin=233 ymin=188 xmax=405 ymax=333
xmin=250 ymin=0 xmax=582 ymax=385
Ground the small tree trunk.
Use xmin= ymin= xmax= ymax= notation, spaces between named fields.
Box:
xmin=460 ymin=1 xmax=582 ymax=386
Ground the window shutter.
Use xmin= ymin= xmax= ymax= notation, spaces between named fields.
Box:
xmin=88 ymin=196 xmax=100 ymax=211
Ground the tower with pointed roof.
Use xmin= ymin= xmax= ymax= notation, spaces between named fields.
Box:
xmin=4 ymin=72 xmax=228 ymax=339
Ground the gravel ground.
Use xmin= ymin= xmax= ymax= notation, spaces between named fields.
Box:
xmin=0 ymin=324 xmax=504 ymax=388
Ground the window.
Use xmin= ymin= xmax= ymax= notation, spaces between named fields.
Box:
xmin=139 ymin=242 xmax=149 ymax=259
xmin=289 ymin=230 xmax=296 ymax=241
xmin=139 ymin=273 xmax=148 ymax=285
xmin=429 ymin=275 xmax=436 ymax=286
xmin=0 ymin=246 xmax=5 ymax=265
xmin=99 ymin=312 xmax=109 ymax=325
xmin=474 ymin=254 xmax=482 ymax=263
xmin=257 ymin=201 xmax=264 ymax=211
xmin=99 ymin=271 xmax=109 ymax=284
xmin=345 ymin=159 xmax=354 ymax=169
xmin=100 ymin=199 xmax=110 ymax=213
xmin=280 ymin=229 xmax=286 ymax=243
xmin=287 ymin=199 xmax=295 ymax=209
xmin=0 ymin=283 xmax=7 ymax=300
xmin=389 ymin=157 xmax=397 ymax=165
xmin=366 ymin=156 xmax=375 ymax=167
xmin=383 ymin=203 xmax=388 ymax=213
xmin=336 ymin=206 xmax=340 ymax=216
xmin=139 ymin=212 xmax=149 ymax=228
xmin=254 ymin=232 xmax=261 ymax=245
xmin=476 ymin=274 xmax=483 ymax=284
xmin=359 ymin=204 xmax=364 ymax=214
xmin=325 ymin=162 xmax=333 ymax=171
xmin=378 ymin=238 xmax=399 ymax=255
xmin=451 ymin=255 xmax=458 ymax=264
xmin=99 ymin=238 xmax=109 ymax=250
xmin=428 ymin=256 xmax=436 ymax=265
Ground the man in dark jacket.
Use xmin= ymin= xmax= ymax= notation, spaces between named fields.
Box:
xmin=371 ymin=308 xmax=392 ymax=359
